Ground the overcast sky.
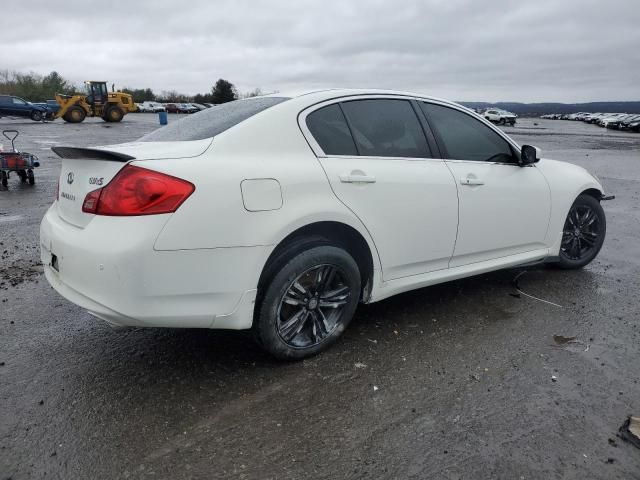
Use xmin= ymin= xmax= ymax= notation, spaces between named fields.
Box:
xmin=2 ymin=0 xmax=639 ymax=102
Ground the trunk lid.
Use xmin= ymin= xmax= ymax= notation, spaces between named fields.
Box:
xmin=53 ymin=139 xmax=211 ymax=228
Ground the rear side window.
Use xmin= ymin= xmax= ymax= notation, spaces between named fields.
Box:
xmin=306 ymin=104 xmax=358 ymax=156
xmin=139 ymin=97 xmax=290 ymax=142
xmin=420 ymin=102 xmax=514 ymax=162
xmin=341 ymin=99 xmax=431 ymax=158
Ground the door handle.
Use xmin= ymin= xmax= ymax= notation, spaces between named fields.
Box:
xmin=460 ymin=177 xmax=484 ymax=186
xmin=339 ymin=174 xmax=376 ymax=184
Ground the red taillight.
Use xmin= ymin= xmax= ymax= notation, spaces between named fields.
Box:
xmin=82 ymin=165 xmax=195 ymax=216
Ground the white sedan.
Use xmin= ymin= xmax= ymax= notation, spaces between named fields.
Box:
xmin=41 ymin=89 xmax=610 ymax=359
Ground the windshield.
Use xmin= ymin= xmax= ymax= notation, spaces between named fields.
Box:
xmin=140 ymin=97 xmax=290 ymax=142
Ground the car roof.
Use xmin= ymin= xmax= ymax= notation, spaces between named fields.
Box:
xmin=264 ymin=88 xmax=466 ymax=109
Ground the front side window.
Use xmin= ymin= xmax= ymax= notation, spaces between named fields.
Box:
xmin=12 ymin=97 xmax=27 ymax=105
xmin=306 ymin=104 xmax=358 ymax=156
xmin=340 ymin=99 xmax=431 ymax=158
xmin=421 ymin=102 xmax=514 ymax=162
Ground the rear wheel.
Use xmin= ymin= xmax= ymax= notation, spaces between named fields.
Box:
xmin=27 ymin=169 xmax=35 ymax=185
xmin=104 ymin=106 xmax=124 ymax=122
xmin=255 ymin=245 xmax=361 ymax=360
xmin=557 ymin=194 xmax=606 ymax=269
xmin=30 ymin=110 xmax=43 ymax=122
xmin=63 ymin=106 xmax=86 ymax=123
xmin=1 ymin=171 xmax=7 ymax=187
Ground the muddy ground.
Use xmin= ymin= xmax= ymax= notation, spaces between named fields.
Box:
xmin=0 ymin=114 xmax=639 ymax=479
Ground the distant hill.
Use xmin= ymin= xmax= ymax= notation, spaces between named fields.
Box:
xmin=458 ymin=101 xmax=640 ymax=116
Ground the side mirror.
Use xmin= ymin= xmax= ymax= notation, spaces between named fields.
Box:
xmin=520 ymin=145 xmax=541 ymax=165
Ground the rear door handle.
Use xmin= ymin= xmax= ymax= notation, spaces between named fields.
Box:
xmin=339 ymin=174 xmax=376 ymax=184
xmin=460 ymin=177 xmax=484 ymax=186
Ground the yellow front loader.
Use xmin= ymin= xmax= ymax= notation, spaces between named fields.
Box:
xmin=55 ymin=81 xmax=137 ymax=123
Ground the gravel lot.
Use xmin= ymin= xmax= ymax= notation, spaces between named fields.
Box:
xmin=1 ymin=113 xmax=639 ymax=479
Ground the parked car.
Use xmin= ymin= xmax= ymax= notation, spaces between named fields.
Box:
xmin=598 ymin=113 xmax=625 ymax=127
xmin=0 ymin=95 xmax=49 ymax=121
xmin=585 ymin=113 xmax=609 ymax=124
xmin=41 ymin=89 xmax=610 ymax=359
xmin=191 ymin=103 xmax=209 ymax=111
xmin=620 ymin=114 xmax=640 ymax=131
xmin=603 ymin=113 xmax=633 ymax=129
xmin=573 ymin=112 xmax=591 ymax=121
xmin=164 ymin=103 xmax=179 ymax=113
xmin=483 ymin=108 xmax=517 ymax=125
xmin=138 ymin=101 xmax=166 ymax=113
xmin=179 ymin=103 xmax=199 ymax=113
xmin=31 ymin=99 xmax=60 ymax=120
xmin=166 ymin=103 xmax=198 ymax=114
xmin=620 ymin=115 xmax=640 ymax=132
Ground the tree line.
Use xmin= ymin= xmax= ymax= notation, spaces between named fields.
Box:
xmin=0 ymin=70 xmax=264 ymax=104
xmin=0 ymin=70 xmax=76 ymax=101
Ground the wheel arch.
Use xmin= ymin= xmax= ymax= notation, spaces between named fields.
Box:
xmin=579 ymin=187 xmax=604 ymax=201
xmin=257 ymin=220 xmax=378 ymax=307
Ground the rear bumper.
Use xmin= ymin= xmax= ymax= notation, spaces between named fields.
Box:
xmin=40 ymin=204 xmax=269 ymax=329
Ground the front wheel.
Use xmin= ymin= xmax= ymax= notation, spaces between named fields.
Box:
xmin=63 ymin=106 xmax=86 ymax=123
xmin=30 ymin=110 xmax=43 ymax=122
xmin=557 ymin=194 xmax=606 ymax=269
xmin=255 ymin=245 xmax=361 ymax=360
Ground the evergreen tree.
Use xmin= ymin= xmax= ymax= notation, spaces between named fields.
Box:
xmin=211 ymin=79 xmax=237 ymax=104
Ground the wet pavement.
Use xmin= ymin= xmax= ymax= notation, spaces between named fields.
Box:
xmin=1 ymin=115 xmax=639 ymax=479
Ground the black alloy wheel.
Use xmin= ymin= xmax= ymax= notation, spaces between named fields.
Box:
xmin=255 ymin=245 xmax=361 ymax=360
xmin=558 ymin=194 xmax=606 ymax=269
xmin=276 ymin=264 xmax=351 ymax=348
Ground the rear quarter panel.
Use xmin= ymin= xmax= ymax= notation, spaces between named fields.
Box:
xmin=148 ymin=102 xmax=382 ymax=286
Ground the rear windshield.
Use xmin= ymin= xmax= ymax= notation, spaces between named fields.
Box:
xmin=139 ymin=97 xmax=290 ymax=142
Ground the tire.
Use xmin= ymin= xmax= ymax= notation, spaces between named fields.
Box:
xmin=30 ymin=110 xmax=43 ymax=122
xmin=63 ymin=106 xmax=86 ymax=123
xmin=556 ymin=194 xmax=606 ymax=269
xmin=1 ymin=171 xmax=7 ymax=187
xmin=499 ymin=118 xmax=506 ymax=125
xmin=254 ymin=245 xmax=361 ymax=360
xmin=27 ymin=169 xmax=35 ymax=185
xmin=104 ymin=106 xmax=124 ymax=122
xmin=18 ymin=170 xmax=27 ymax=183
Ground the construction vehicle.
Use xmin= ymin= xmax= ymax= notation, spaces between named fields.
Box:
xmin=55 ymin=81 xmax=137 ymax=123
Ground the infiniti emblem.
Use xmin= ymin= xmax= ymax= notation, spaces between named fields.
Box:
xmin=67 ymin=172 xmax=74 ymax=184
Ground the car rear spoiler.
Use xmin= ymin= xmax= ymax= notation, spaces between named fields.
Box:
xmin=52 ymin=146 xmax=135 ymax=162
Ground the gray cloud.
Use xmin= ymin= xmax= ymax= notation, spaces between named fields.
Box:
xmin=1 ymin=0 xmax=639 ymax=102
